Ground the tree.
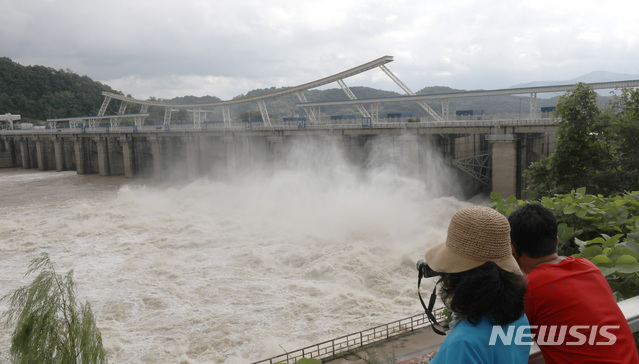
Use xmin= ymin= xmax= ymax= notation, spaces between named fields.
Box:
xmin=0 ymin=58 xmax=121 ymax=123
xmin=524 ymin=83 xmax=622 ymax=198
xmin=1 ymin=253 xmax=106 ymax=364
xmin=522 ymin=155 xmax=557 ymax=199
xmin=607 ymin=88 xmax=639 ymax=193
xmin=173 ymin=109 xmax=189 ymax=123
xmin=553 ymin=83 xmax=615 ymax=191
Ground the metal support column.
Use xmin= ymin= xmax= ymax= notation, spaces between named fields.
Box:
xmin=222 ymin=105 xmax=231 ymax=127
xmin=379 ymin=64 xmax=441 ymax=121
xmin=441 ymin=99 xmax=450 ymax=121
xmin=337 ymin=79 xmax=371 ymax=118
xmin=370 ymin=103 xmax=380 ymax=124
xmin=530 ymin=93 xmax=538 ymax=119
xmin=163 ymin=107 xmax=172 ymax=130
xmin=296 ymin=91 xmax=318 ymax=124
xmin=112 ymin=101 xmax=128 ymax=127
xmin=98 ymin=95 xmax=111 ymax=116
xmin=257 ymin=99 xmax=272 ymax=126
xmin=135 ymin=105 xmax=148 ymax=129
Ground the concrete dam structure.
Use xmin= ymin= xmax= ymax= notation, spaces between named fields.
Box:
xmin=6 ymin=56 xmax=636 ymax=198
xmin=0 ymin=119 xmax=557 ymax=199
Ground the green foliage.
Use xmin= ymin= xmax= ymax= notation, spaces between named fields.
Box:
xmin=525 ymin=84 xmax=639 ymax=198
xmin=0 ymin=57 xmax=121 ymax=123
xmin=296 ymin=359 xmax=322 ymax=364
xmin=522 ymin=156 xmax=557 ymax=199
xmin=275 ymin=359 xmax=321 ymax=364
xmin=606 ymin=88 xmax=639 ymax=192
xmin=490 ymin=190 xmax=639 ymax=301
xmin=1 ymin=253 xmax=106 ymax=364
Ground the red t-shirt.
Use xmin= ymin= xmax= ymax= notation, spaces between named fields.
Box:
xmin=525 ymin=256 xmax=639 ymax=363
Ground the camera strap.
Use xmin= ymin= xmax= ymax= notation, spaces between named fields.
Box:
xmin=418 ymin=273 xmax=448 ymax=336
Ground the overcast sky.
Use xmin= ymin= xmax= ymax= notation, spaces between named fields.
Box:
xmin=3 ymin=0 xmax=639 ymax=100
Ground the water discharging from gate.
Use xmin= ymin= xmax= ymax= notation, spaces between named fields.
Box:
xmin=0 ymin=138 xmax=471 ymax=363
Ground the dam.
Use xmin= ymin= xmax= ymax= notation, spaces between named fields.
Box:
xmin=0 ymin=118 xmax=557 ymax=199
xmin=3 ymin=56 xmax=639 ymax=198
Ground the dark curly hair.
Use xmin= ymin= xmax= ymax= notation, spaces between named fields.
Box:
xmin=439 ymin=261 xmax=527 ymax=326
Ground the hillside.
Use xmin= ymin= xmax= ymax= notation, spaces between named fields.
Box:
xmin=0 ymin=58 xmax=124 ymax=122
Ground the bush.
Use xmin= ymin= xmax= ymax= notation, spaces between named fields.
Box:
xmin=490 ymin=189 xmax=639 ymax=301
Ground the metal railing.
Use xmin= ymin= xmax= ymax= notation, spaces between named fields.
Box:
xmin=253 ymin=294 xmax=639 ymax=364
xmin=0 ymin=116 xmax=560 ymax=136
xmin=251 ymin=309 xmax=445 ymax=364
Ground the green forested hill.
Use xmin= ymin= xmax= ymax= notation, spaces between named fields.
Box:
xmin=0 ymin=57 xmax=122 ymax=122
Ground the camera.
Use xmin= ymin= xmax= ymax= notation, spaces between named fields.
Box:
xmin=416 ymin=258 xmax=447 ymax=335
xmin=416 ymin=258 xmax=440 ymax=278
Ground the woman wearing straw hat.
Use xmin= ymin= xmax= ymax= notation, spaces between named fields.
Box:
xmin=425 ymin=206 xmax=530 ymax=363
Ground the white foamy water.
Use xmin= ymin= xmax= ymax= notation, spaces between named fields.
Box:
xmin=0 ymin=141 xmax=471 ymax=363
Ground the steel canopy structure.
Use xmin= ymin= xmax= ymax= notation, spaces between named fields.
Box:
xmin=297 ymin=79 xmax=639 ymax=121
xmin=0 ymin=113 xmax=21 ymax=130
xmin=93 ymin=55 xmax=401 ymax=128
xmin=47 ymin=55 xmax=639 ymax=128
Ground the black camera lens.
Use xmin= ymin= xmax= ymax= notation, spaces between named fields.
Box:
xmin=417 ymin=258 xmax=427 ymax=272
xmin=417 ymin=258 xmax=440 ymax=278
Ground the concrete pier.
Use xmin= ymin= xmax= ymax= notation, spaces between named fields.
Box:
xmin=35 ymin=137 xmax=55 ymax=171
xmin=52 ymin=137 xmax=66 ymax=171
xmin=1 ymin=138 xmax=17 ymax=168
xmin=488 ymin=134 xmax=518 ymax=198
xmin=267 ymin=136 xmax=284 ymax=170
xmin=74 ymin=136 xmax=97 ymax=175
xmin=184 ymin=135 xmax=199 ymax=180
xmin=149 ymin=135 xmax=164 ymax=180
xmin=19 ymin=138 xmax=34 ymax=169
xmin=399 ymin=133 xmax=419 ymax=179
xmin=94 ymin=137 xmax=110 ymax=176
xmin=119 ymin=136 xmax=135 ymax=178
xmin=223 ymin=136 xmax=237 ymax=180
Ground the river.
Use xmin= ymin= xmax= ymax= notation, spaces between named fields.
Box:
xmin=0 ymin=141 xmax=470 ymax=363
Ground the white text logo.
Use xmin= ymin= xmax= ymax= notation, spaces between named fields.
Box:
xmin=489 ymin=325 xmax=619 ymax=346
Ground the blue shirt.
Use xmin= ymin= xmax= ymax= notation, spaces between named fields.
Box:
xmin=431 ymin=314 xmax=530 ymax=364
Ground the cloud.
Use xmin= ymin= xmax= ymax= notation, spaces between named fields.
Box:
xmin=3 ymin=0 xmax=639 ymax=100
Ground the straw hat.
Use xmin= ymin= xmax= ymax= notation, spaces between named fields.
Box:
xmin=425 ymin=206 xmax=522 ymax=275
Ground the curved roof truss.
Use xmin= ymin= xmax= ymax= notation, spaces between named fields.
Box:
xmin=93 ymin=55 xmax=403 ymax=127
xmin=101 ymin=55 xmax=395 ymax=108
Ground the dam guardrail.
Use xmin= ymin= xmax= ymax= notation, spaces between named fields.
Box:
xmin=254 ymin=294 xmax=639 ymax=364
xmin=251 ymin=309 xmax=446 ymax=364
xmin=0 ymin=118 xmax=559 ymax=136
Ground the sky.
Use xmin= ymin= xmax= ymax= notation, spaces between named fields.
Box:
xmin=3 ymin=0 xmax=639 ymax=101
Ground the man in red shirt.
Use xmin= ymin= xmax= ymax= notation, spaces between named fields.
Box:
xmin=508 ymin=204 xmax=639 ymax=363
